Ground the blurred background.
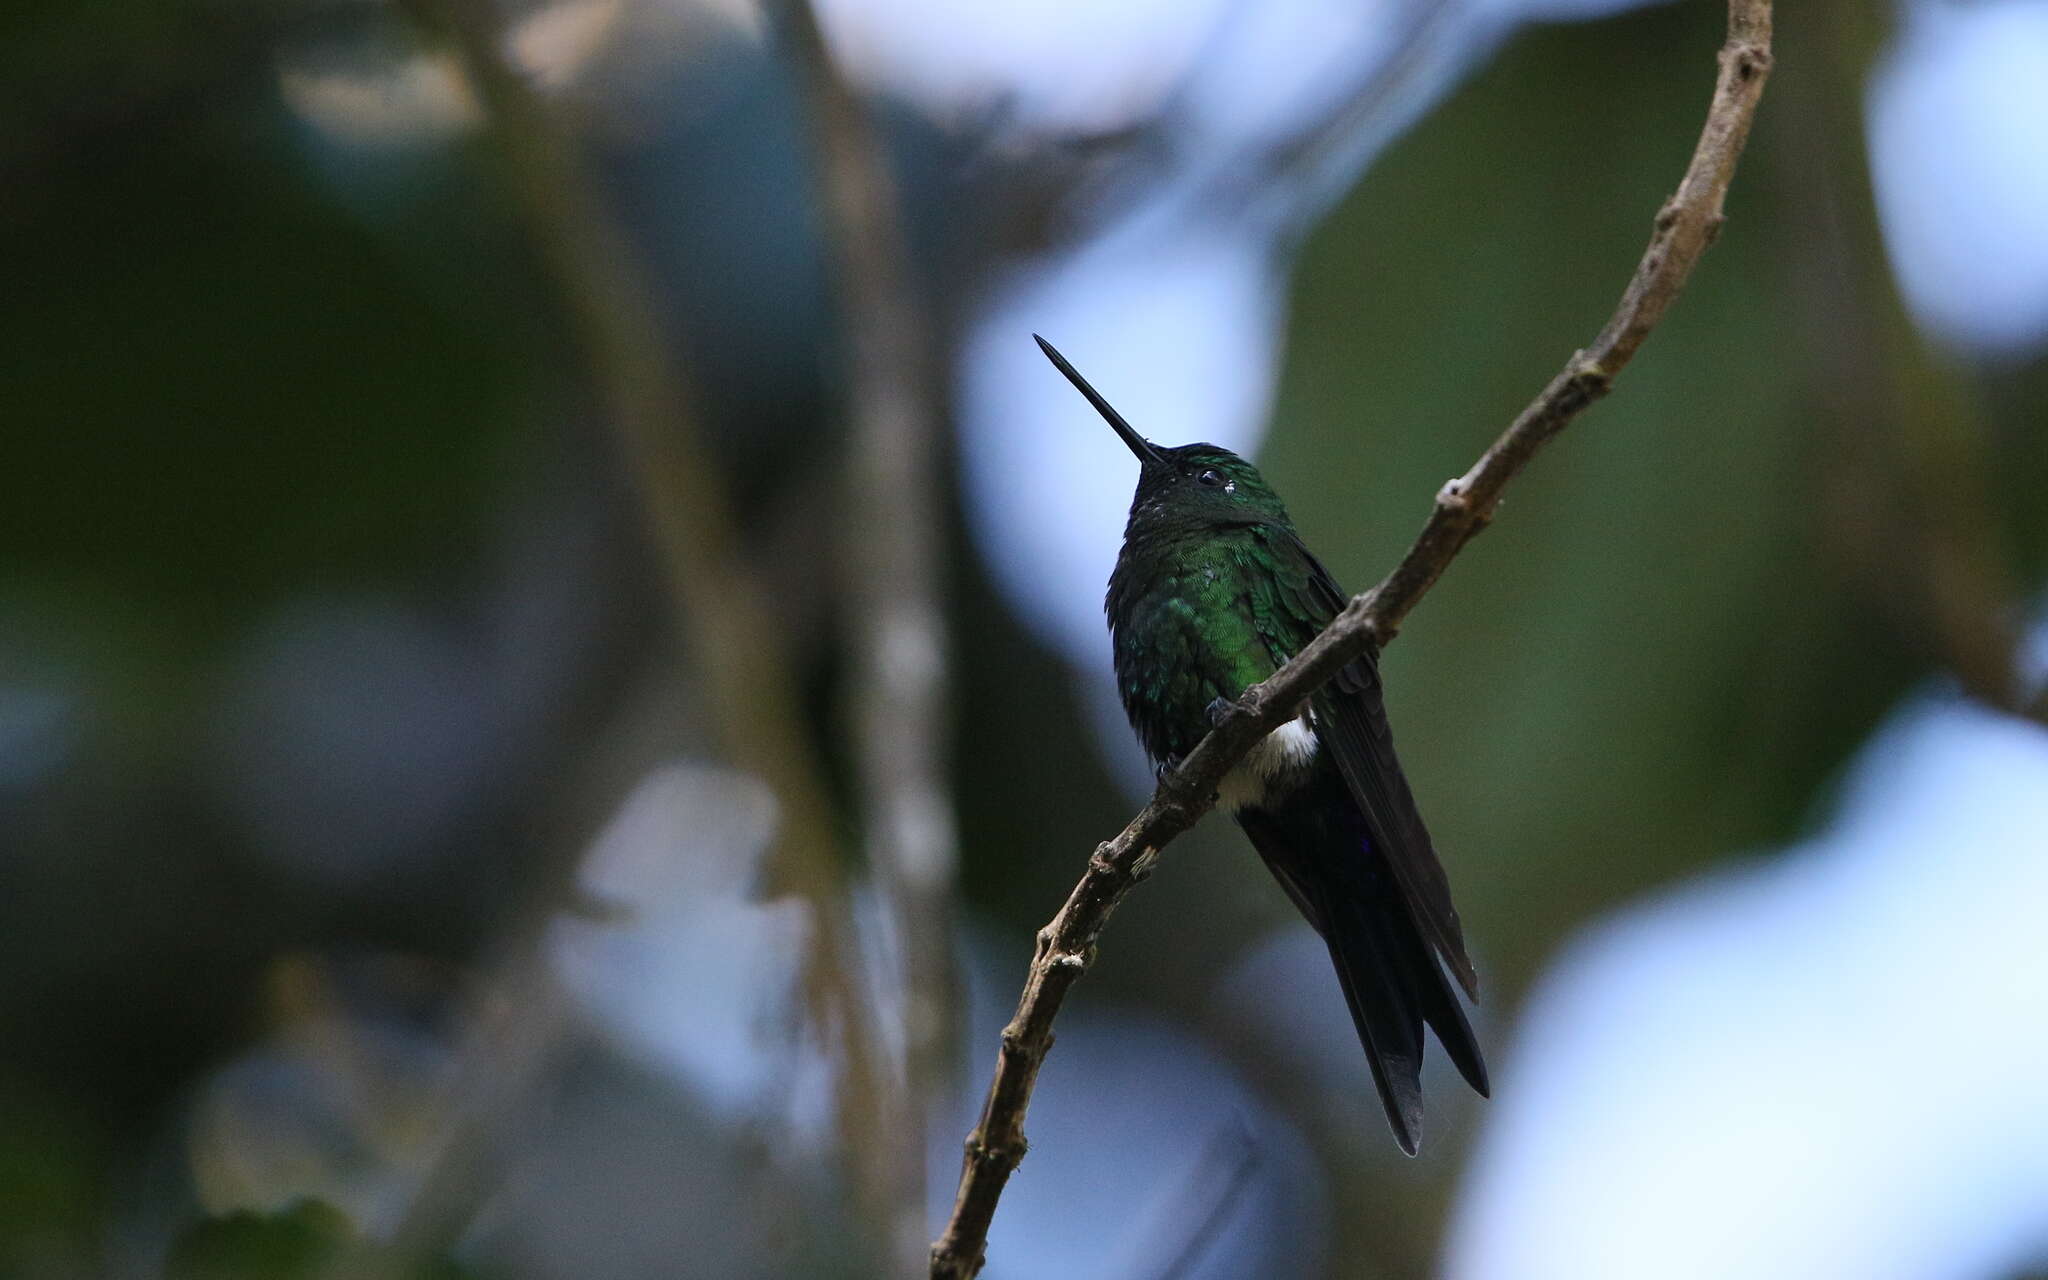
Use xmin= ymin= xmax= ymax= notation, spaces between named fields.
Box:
xmin=6 ymin=0 xmax=2048 ymax=1276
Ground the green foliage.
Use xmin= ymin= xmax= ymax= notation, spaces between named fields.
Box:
xmin=0 ymin=1081 xmax=105 ymax=1274
xmin=1270 ymin=8 xmax=1917 ymax=978
xmin=166 ymin=1200 xmax=478 ymax=1280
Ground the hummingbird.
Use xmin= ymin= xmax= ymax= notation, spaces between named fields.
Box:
xmin=1036 ymin=335 xmax=1487 ymax=1155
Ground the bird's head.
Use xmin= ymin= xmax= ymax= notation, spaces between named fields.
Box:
xmin=1035 ymin=335 xmax=1291 ymax=537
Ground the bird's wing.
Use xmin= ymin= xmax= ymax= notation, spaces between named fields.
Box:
xmin=1257 ymin=526 xmax=1480 ymax=1000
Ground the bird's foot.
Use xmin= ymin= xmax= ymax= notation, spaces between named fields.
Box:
xmin=1204 ymin=696 xmax=1238 ymax=728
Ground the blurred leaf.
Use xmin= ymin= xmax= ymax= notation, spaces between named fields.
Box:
xmin=167 ymin=1201 xmax=355 ymax=1280
xmin=0 ymin=1078 xmax=104 ymax=1273
xmin=166 ymin=1199 xmax=477 ymax=1280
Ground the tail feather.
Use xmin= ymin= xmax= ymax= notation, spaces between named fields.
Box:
xmin=1239 ymin=798 xmax=1488 ymax=1154
xmin=1333 ymin=889 xmax=1491 ymax=1103
xmin=1322 ymin=890 xmax=1489 ymax=1154
xmin=1410 ymin=926 xmax=1490 ymax=1099
xmin=1321 ymin=894 xmax=1427 ymax=1154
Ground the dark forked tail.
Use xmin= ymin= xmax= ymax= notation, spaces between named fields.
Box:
xmin=1320 ymin=884 xmax=1488 ymax=1155
xmin=1238 ymin=799 xmax=1487 ymax=1155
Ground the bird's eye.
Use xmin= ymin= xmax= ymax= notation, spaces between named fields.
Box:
xmin=1197 ymin=469 xmax=1226 ymax=488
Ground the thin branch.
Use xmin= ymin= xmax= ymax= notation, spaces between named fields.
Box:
xmin=929 ymin=2 xmax=1774 ymax=1275
xmin=390 ymin=0 xmax=890 ymax=1255
xmin=784 ymin=1 xmax=959 ymax=1272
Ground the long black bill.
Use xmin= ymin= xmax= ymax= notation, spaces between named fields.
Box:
xmin=1034 ymin=335 xmax=1167 ymax=468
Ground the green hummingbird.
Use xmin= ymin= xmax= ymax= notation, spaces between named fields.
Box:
xmin=1036 ymin=335 xmax=1487 ymax=1154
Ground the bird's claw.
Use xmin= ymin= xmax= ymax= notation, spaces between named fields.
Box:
xmin=1204 ymin=697 xmax=1237 ymax=728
